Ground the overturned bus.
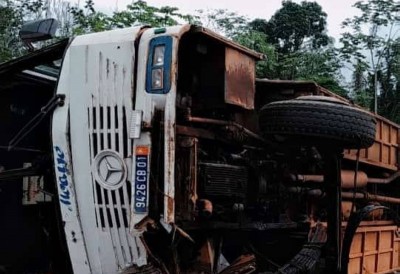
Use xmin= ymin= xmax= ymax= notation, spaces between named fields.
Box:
xmin=0 ymin=22 xmax=399 ymax=274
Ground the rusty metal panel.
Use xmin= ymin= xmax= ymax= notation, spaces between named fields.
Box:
xmin=225 ymin=47 xmax=255 ymax=109
xmin=348 ymin=224 xmax=400 ymax=274
xmin=344 ymin=120 xmax=399 ymax=171
xmin=315 ymin=86 xmax=399 ymax=171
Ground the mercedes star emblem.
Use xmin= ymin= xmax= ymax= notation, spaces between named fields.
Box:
xmin=93 ymin=150 xmax=127 ymax=190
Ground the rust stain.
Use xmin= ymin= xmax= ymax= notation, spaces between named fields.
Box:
xmin=113 ymin=62 xmax=118 ymax=87
xmin=98 ymin=52 xmax=103 ymax=82
xmin=106 ymin=58 xmax=110 ymax=78
xmin=122 ymin=66 xmax=126 ymax=81
xmin=197 ymin=240 xmax=214 ymax=271
xmin=225 ymin=47 xmax=255 ymax=109
xmin=165 ymin=119 xmax=175 ymax=223
xmin=167 ymin=196 xmax=174 ymax=221
xmin=168 ymin=136 xmax=175 ymax=221
xmin=166 ymin=121 xmax=175 ymax=179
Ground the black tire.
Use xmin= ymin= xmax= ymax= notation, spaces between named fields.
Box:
xmin=259 ymin=96 xmax=376 ymax=149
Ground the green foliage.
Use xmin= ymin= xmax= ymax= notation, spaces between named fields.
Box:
xmin=197 ymin=9 xmax=278 ymax=79
xmin=197 ymin=9 xmax=248 ymax=39
xmin=340 ymin=0 xmax=400 ymax=118
xmin=0 ymin=0 xmax=200 ymax=62
xmin=0 ymin=0 xmax=73 ymax=62
xmin=310 ymin=76 xmax=348 ymax=97
xmin=0 ymin=0 xmax=24 ymax=62
xmin=295 ymin=48 xmax=347 ymax=96
xmin=69 ymin=0 xmax=111 ymax=34
xmin=20 ymin=0 xmax=45 ymax=19
xmin=235 ymin=29 xmax=278 ymax=78
xmin=340 ymin=0 xmax=399 ymax=64
xmin=378 ymin=38 xmax=400 ymax=123
xmin=296 ymin=49 xmax=341 ymax=79
xmin=263 ymin=1 xmax=330 ymax=53
xmin=70 ymin=0 xmax=198 ymax=34
xmin=350 ymin=60 xmax=373 ymax=108
xmin=270 ymin=48 xmax=346 ymax=95
xmin=112 ymin=1 xmax=168 ymax=27
xmin=245 ymin=1 xmax=345 ymax=96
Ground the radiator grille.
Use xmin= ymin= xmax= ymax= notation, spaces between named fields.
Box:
xmin=89 ymin=106 xmax=131 ymax=229
xmin=199 ymin=163 xmax=248 ymax=198
xmin=87 ymin=54 xmax=136 ymax=267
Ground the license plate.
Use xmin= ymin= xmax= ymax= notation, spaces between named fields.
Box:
xmin=134 ymin=147 xmax=149 ymax=213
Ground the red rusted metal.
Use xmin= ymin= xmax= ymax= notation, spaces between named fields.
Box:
xmin=197 ymin=199 xmax=213 ymax=217
xmin=347 ymin=223 xmax=399 ymax=273
xmin=307 ymin=190 xmax=400 ymax=204
xmin=342 ymin=192 xmax=400 ymax=204
xmin=185 ymin=110 xmax=265 ymax=143
xmin=342 ymin=201 xmax=354 ymax=220
xmin=176 ymin=125 xmax=216 ymax=140
xmin=289 ymin=170 xmax=369 ymax=188
xmin=191 ymin=239 xmax=215 ymax=273
xmin=225 ymin=48 xmax=256 ymax=109
xmin=368 ymin=170 xmax=400 ymax=184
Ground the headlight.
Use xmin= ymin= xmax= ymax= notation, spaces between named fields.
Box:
xmin=153 ymin=46 xmax=165 ymax=66
xmin=146 ymin=36 xmax=172 ymax=94
xmin=151 ymin=68 xmax=163 ymax=89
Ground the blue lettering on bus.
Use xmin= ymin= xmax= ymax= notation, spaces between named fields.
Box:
xmin=55 ymin=146 xmax=72 ymax=211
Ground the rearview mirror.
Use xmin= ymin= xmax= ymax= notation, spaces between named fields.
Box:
xmin=19 ymin=18 xmax=58 ymax=43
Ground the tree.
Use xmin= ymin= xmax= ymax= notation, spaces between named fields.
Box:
xmin=69 ymin=0 xmax=111 ymax=34
xmin=0 ymin=0 xmax=73 ymax=62
xmin=111 ymin=1 xmax=198 ymax=29
xmin=340 ymin=0 xmax=400 ymax=115
xmin=378 ymin=38 xmax=400 ymax=122
xmin=263 ymin=1 xmax=330 ymax=54
xmin=235 ymin=29 xmax=278 ymax=78
xmin=111 ymin=0 xmax=161 ymax=27
xmin=245 ymin=1 xmax=345 ymax=96
xmin=296 ymin=48 xmax=347 ymax=96
xmin=197 ymin=9 xmax=248 ymax=39
xmin=350 ymin=60 xmax=373 ymax=108
xmin=71 ymin=0 xmax=197 ymax=33
xmin=0 ymin=0 xmax=23 ymax=61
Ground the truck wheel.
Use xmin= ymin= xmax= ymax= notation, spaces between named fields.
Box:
xmin=259 ymin=96 xmax=376 ymax=149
